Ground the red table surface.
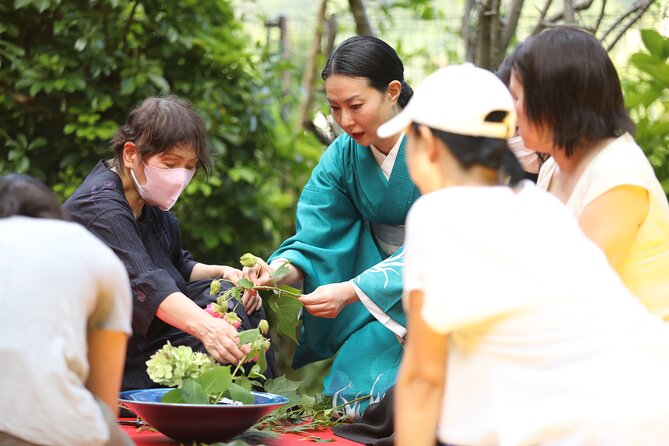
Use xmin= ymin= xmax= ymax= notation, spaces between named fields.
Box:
xmin=119 ymin=418 xmax=363 ymax=445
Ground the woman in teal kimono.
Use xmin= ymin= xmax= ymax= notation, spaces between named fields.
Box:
xmin=251 ymin=35 xmax=418 ymax=415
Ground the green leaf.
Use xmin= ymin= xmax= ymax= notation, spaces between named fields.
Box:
xmin=14 ymin=0 xmax=34 ymax=10
xmin=198 ymin=366 xmax=233 ymax=395
xmin=641 ymin=29 xmax=669 ymax=60
xmin=237 ymin=278 xmax=254 ymax=289
xmin=263 ymin=375 xmax=306 ymax=406
xmin=148 ymin=73 xmax=170 ymax=93
xmin=120 ymin=77 xmax=135 ymax=95
xmin=278 ymin=284 xmax=302 ymax=297
xmin=181 ymin=378 xmax=208 ymax=404
xmin=255 ymin=350 xmax=267 ymax=374
xmin=248 ymin=363 xmax=266 ymax=380
xmin=161 ymin=388 xmax=185 ymax=403
xmin=237 ymin=328 xmax=261 ymax=346
xmin=230 ymin=287 xmax=242 ymax=302
xmin=265 ymin=293 xmax=302 ymax=344
xmin=29 ymin=137 xmax=47 ymax=150
xmin=74 ymin=37 xmax=87 ymax=52
xmin=630 ymin=53 xmax=669 ymax=84
xmin=226 ymin=382 xmax=254 ymax=404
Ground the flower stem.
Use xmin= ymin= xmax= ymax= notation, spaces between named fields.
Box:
xmin=252 ymin=285 xmax=301 ymax=298
xmin=232 ymin=359 xmax=245 ymax=377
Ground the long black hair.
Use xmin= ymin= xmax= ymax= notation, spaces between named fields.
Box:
xmin=322 ymin=35 xmax=414 ymax=108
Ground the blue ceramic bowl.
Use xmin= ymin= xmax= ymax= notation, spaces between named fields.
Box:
xmin=119 ymin=388 xmax=288 ymax=443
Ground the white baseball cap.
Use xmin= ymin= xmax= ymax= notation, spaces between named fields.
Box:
xmin=377 ymin=63 xmax=516 ymax=140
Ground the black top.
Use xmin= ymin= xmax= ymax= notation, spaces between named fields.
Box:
xmin=64 ymin=162 xmax=206 ymax=388
xmin=64 ymin=161 xmax=278 ymax=389
xmin=64 ymin=161 xmax=196 ymax=335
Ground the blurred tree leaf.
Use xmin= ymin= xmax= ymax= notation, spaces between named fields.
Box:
xmin=0 ymin=0 xmax=322 ymax=267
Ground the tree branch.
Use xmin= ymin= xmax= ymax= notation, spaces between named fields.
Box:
xmin=545 ymin=0 xmax=594 ymax=23
xmin=294 ymin=0 xmax=327 ymax=132
xmin=121 ymin=1 xmax=140 ymax=53
xmin=348 ymin=0 xmax=376 ymax=36
xmin=601 ymin=0 xmax=655 ymax=51
xmin=461 ymin=0 xmax=477 ymax=62
xmin=324 ymin=13 xmax=337 ymax=59
xmin=490 ymin=0 xmax=503 ymax=68
xmin=501 ymin=0 xmax=525 ymax=52
xmin=564 ymin=0 xmax=575 ymax=23
xmin=531 ymin=0 xmax=554 ymax=36
xmin=592 ymin=0 xmax=608 ymax=34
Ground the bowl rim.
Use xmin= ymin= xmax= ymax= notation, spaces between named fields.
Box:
xmin=119 ymin=388 xmax=289 ymax=408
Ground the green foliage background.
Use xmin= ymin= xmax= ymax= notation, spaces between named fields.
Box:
xmin=0 ymin=0 xmax=322 ymax=265
xmin=623 ymin=29 xmax=669 ymax=194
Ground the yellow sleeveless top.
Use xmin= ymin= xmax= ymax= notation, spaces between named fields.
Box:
xmin=537 ymin=133 xmax=669 ymax=320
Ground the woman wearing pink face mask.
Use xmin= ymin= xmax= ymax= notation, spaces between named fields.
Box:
xmin=64 ymin=96 xmax=277 ymax=390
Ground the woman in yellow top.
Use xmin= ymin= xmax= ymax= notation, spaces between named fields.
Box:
xmin=510 ymin=27 xmax=669 ymax=319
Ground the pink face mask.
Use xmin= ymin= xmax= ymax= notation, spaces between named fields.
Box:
xmin=130 ymin=163 xmax=195 ymax=211
xmin=507 ymin=136 xmax=541 ymax=174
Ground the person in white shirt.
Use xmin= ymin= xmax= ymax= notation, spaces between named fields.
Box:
xmin=379 ymin=64 xmax=669 ymax=446
xmin=0 ymin=174 xmax=133 ymax=446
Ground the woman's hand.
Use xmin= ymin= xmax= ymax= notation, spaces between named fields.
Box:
xmin=243 ymin=258 xmax=304 ymax=288
xmin=190 ymin=263 xmax=243 ymax=283
xmin=243 ymin=257 xmax=275 ymax=287
xmin=219 ymin=265 xmax=243 ymax=283
xmin=157 ymin=292 xmax=250 ymax=365
xmin=196 ymin=316 xmax=250 ymax=365
xmin=299 ymin=282 xmax=359 ymax=318
xmin=190 ymin=264 xmax=261 ymax=314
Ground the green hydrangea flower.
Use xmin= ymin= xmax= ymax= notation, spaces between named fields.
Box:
xmin=146 ymin=342 xmax=216 ymax=387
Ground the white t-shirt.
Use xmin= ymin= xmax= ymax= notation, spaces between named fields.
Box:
xmin=0 ymin=216 xmax=132 ymax=446
xmin=404 ymin=182 xmax=669 ymax=445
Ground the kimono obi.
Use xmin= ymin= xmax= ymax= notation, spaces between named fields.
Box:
xmin=372 ymin=222 xmax=405 ymax=256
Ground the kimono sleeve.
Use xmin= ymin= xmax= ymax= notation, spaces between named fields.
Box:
xmin=269 ymin=140 xmax=379 ymax=292
xmin=352 ymin=246 xmax=408 ymax=330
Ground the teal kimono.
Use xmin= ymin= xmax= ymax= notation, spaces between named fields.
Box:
xmin=270 ymin=133 xmax=420 ymax=414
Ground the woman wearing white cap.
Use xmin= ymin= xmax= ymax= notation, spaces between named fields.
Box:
xmin=389 ymin=64 xmax=669 ymax=445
